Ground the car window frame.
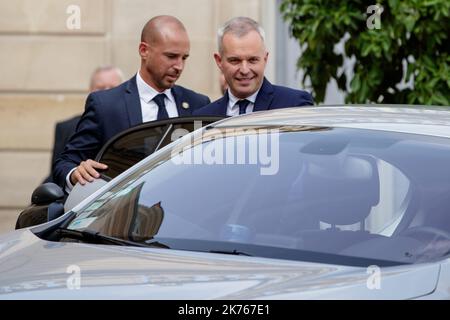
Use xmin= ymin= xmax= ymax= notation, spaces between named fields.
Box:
xmin=94 ymin=116 xmax=225 ymax=180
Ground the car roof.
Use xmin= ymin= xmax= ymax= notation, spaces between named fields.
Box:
xmin=212 ymin=105 xmax=450 ymax=138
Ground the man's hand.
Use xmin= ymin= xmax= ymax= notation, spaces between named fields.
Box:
xmin=70 ymin=159 xmax=108 ymax=186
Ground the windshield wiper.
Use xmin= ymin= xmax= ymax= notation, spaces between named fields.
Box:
xmin=144 ymin=238 xmax=171 ymax=249
xmin=209 ymin=249 xmax=252 ymax=256
xmin=57 ymin=228 xmax=166 ymax=248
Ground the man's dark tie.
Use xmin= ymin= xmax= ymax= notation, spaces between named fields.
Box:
xmin=237 ymin=99 xmax=250 ymax=115
xmin=153 ymin=93 xmax=169 ymax=120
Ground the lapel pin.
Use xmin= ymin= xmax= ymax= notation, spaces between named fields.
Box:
xmin=182 ymin=102 xmax=190 ymax=109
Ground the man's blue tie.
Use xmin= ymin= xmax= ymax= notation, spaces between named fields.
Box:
xmin=153 ymin=93 xmax=169 ymax=120
xmin=237 ymin=99 xmax=250 ymax=115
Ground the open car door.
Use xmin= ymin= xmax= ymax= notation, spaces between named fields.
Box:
xmin=16 ymin=116 xmax=225 ymax=228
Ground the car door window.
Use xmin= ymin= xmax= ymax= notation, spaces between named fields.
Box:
xmin=96 ymin=117 xmax=224 ymax=179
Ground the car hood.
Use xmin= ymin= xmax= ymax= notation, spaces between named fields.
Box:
xmin=0 ymin=229 xmax=440 ymax=299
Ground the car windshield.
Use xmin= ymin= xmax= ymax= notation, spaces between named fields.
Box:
xmin=65 ymin=125 xmax=450 ymax=267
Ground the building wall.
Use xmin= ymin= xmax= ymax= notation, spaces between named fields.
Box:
xmin=0 ymin=0 xmax=276 ymax=234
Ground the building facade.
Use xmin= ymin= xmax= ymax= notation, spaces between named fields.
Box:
xmin=0 ymin=0 xmax=289 ymax=232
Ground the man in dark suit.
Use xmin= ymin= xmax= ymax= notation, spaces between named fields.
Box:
xmin=49 ymin=115 xmax=80 ymax=174
xmin=53 ymin=15 xmax=210 ymax=191
xmin=44 ymin=66 xmax=124 ymax=184
xmin=194 ymin=17 xmax=312 ymax=117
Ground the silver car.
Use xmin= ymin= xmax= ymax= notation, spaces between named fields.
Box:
xmin=1 ymin=106 xmax=450 ymax=299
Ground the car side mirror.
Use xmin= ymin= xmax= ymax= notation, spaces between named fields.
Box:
xmin=31 ymin=183 xmax=64 ymax=205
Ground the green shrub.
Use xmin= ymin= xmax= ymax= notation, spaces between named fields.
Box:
xmin=280 ymin=0 xmax=449 ymax=105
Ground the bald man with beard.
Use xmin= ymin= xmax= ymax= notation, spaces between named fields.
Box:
xmin=53 ymin=15 xmax=210 ymax=192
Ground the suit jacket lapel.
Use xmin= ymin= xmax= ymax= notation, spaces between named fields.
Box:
xmin=253 ymin=78 xmax=274 ymax=112
xmin=172 ymin=86 xmax=191 ymax=117
xmin=216 ymin=92 xmax=230 ymax=116
xmin=125 ymin=75 xmax=143 ymax=126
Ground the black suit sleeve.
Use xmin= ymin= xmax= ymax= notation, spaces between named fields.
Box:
xmin=51 ymin=122 xmax=65 ymax=168
xmin=52 ymin=94 xmax=104 ymax=188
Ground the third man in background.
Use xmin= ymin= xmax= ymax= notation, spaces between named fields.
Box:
xmin=49 ymin=66 xmax=124 ymax=173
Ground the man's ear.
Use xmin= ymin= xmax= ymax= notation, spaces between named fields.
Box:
xmin=264 ymin=51 xmax=269 ymax=63
xmin=214 ymin=53 xmax=223 ymax=70
xmin=139 ymin=42 xmax=148 ymax=59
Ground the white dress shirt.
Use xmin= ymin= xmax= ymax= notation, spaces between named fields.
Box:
xmin=136 ymin=71 xmax=178 ymax=121
xmin=226 ymin=89 xmax=260 ymax=117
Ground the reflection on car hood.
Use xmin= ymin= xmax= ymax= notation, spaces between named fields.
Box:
xmin=0 ymin=229 xmax=440 ymax=299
